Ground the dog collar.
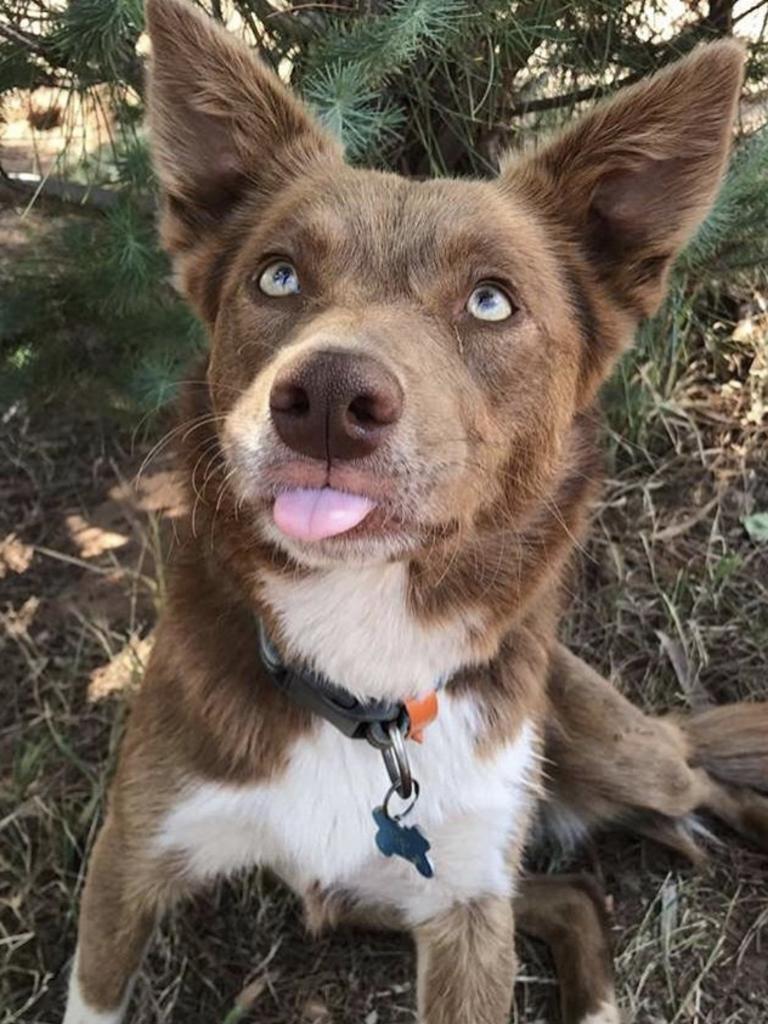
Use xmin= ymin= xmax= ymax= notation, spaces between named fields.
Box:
xmin=257 ymin=620 xmax=439 ymax=879
xmin=257 ymin=620 xmax=438 ymax=788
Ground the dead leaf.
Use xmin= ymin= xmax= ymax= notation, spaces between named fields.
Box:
xmin=110 ymin=468 xmax=187 ymax=518
xmin=656 ymin=630 xmax=691 ymax=696
xmin=1 ymin=595 xmax=40 ymax=637
xmin=66 ymin=513 xmax=129 ymax=559
xmin=0 ymin=533 xmax=33 ymax=577
xmin=234 ymin=972 xmax=272 ymax=1010
xmin=302 ymin=997 xmax=332 ymax=1022
xmin=88 ymin=633 xmax=154 ymax=700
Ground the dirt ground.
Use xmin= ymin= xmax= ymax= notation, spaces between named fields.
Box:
xmin=1 ymin=204 xmax=767 ymax=1024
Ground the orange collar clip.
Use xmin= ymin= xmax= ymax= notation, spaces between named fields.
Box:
xmin=404 ymin=691 xmax=439 ymax=743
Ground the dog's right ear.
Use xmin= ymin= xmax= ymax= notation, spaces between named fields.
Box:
xmin=145 ymin=0 xmax=341 ymax=239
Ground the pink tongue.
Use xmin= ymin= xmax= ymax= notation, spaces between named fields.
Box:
xmin=273 ymin=487 xmax=376 ymax=541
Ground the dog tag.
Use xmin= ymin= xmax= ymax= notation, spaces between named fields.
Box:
xmin=373 ymin=806 xmax=434 ymax=879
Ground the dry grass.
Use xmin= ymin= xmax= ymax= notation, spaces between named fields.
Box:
xmin=1 ymin=212 xmax=767 ymax=1023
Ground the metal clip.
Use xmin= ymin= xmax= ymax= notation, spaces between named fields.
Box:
xmin=367 ymin=719 xmax=413 ymax=800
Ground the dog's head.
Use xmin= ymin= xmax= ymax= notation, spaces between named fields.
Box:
xmin=146 ymin=0 xmax=743 ymax=569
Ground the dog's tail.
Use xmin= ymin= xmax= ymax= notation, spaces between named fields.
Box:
xmin=678 ymin=703 xmax=768 ymax=792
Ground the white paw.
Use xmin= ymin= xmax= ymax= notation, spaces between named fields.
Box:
xmin=579 ymin=1000 xmax=622 ymax=1024
xmin=62 ymin=949 xmax=129 ymax=1024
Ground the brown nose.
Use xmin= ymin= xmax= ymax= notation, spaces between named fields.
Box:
xmin=269 ymin=349 xmax=404 ymax=461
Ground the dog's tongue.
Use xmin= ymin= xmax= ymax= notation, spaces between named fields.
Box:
xmin=273 ymin=487 xmax=376 ymax=541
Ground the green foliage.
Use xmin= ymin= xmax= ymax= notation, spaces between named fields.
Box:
xmin=297 ymin=0 xmax=469 ymax=163
xmin=1 ymin=0 xmax=767 ymax=421
xmin=604 ymin=124 xmax=768 ymax=456
xmin=0 ymin=39 xmax=40 ymax=93
xmin=0 ymin=214 xmax=205 ymax=420
xmin=304 ymin=61 xmax=405 ymax=160
xmin=743 ymin=511 xmax=768 ymax=542
xmin=682 ymin=126 xmax=768 ymax=278
xmin=309 ymin=0 xmax=466 ymax=75
xmin=50 ymin=0 xmax=144 ymax=79
xmin=100 ymin=200 xmax=165 ymax=312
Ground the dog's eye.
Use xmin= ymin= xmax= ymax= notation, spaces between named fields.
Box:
xmin=467 ymin=283 xmax=513 ymax=322
xmin=258 ymin=261 xmax=300 ymax=297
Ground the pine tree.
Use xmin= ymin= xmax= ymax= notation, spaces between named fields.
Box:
xmin=1 ymin=0 xmax=767 ymax=422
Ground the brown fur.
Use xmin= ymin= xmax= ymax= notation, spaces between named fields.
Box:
xmin=679 ymin=703 xmax=768 ymax=790
xmin=415 ymin=896 xmax=517 ymax=1024
xmin=515 ymin=876 xmax=616 ymax=1024
xmin=545 ymin=645 xmax=768 ymax=861
xmin=63 ymin=4 xmax=764 ymax=1024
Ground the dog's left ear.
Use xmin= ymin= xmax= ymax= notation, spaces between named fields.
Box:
xmin=504 ymin=40 xmax=745 ymax=320
xmin=145 ymin=0 xmax=341 ymax=241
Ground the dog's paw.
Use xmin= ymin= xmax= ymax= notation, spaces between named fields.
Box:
xmin=725 ymin=782 xmax=768 ymax=851
xmin=578 ymin=999 xmax=623 ymax=1024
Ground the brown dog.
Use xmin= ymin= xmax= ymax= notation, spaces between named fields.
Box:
xmin=63 ymin=3 xmax=768 ymax=1023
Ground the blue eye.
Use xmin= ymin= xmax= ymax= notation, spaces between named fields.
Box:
xmin=467 ymin=283 xmax=514 ymax=322
xmin=259 ymin=260 xmax=300 ymax=297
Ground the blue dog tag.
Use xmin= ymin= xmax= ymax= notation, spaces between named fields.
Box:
xmin=373 ymin=806 xmax=434 ymax=879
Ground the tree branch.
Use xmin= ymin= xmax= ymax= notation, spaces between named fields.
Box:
xmin=0 ymin=20 xmax=51 ymax=59
xmin=503 ymin=72 xmax=644 ymax=120
xmin=249 ymin=0 xmax=318 ymax=44
xmin=706 ymin=0 xmax=735 ymax=33
xmin=1 ymin=168 xmax=124 ymax=212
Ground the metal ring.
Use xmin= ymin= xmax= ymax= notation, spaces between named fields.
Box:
xmin=258 ymin=620 xmax=283 ymax=674
xmin=380 ymin=721 xmax=413 ymax=799
xmin=365 ymin=720 xmax=391 ymax=750
xmin=383 ymin=779 xmax=421 ymax=821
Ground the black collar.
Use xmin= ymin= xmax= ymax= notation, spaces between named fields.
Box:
xmin=257 ymin=620 xmax=408 ymax=745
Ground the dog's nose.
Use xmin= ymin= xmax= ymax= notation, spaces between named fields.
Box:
xmin=269 ymin=349 xmax=404 ymax=461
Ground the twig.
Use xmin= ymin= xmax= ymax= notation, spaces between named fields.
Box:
xmin=734 ymin=0 xmax=768 ymax=23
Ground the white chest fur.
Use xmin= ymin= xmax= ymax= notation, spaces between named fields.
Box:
xmin=156 ymin=698 xmax=539 ymax=925
xmin=260 ymin=562 xmax=486 ymax=702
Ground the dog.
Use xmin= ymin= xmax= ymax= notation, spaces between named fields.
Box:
xmin=63 ymin=2 xmax=768 ymax=1022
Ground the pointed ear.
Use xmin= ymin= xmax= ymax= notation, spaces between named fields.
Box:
xmin=145 ymin=0 xmax=341 ymax=235
xmin=504 ymin=41 xmax=745 ymax=319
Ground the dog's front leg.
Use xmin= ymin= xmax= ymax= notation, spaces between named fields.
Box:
xmin=414 ymin=895 xmax=516 ymax=1024
xmin=63 ymin=813 xmax=180 ymax=1024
